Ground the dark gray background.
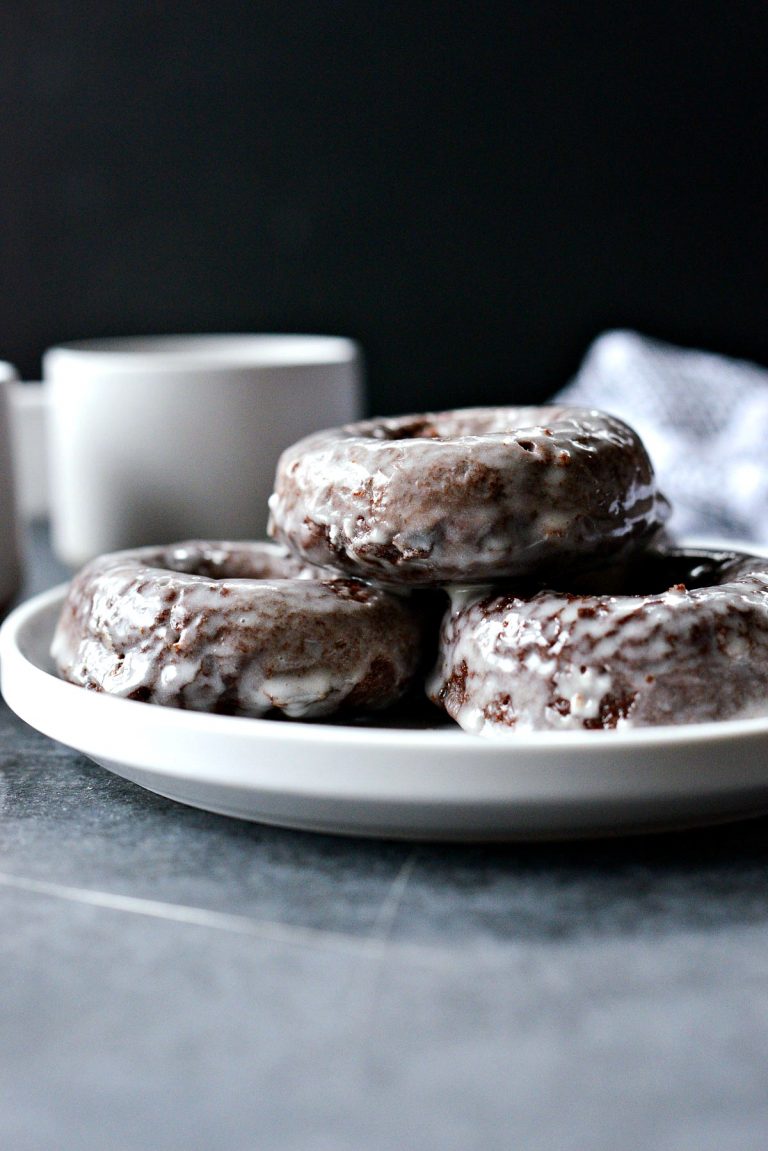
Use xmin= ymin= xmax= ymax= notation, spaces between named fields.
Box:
xmin=2 ymin=2 xmax=767 ymax=414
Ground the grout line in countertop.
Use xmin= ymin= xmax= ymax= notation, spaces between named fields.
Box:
xmin=368 ymin=848 xmax=418 ymax=944
xmin=0 ymin=869 xmax=454 ymax=967
xmin=338 ymin=849 xmax=421 ymax=1034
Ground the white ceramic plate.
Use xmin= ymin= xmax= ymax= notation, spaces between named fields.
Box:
xmin=3 ymin=585 xmax=768 ymax=840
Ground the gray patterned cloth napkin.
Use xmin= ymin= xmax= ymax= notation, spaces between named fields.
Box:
xmin=554 ymin=330 xmax=768 ymax=544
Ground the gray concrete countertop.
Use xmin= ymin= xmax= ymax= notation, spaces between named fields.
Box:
xmin=2 ymin=525 xmax=768 ymax=1150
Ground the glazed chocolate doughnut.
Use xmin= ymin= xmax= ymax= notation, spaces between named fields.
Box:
xmin=52 ymin=540 xmax=425 ymax=719
xmin=267 ymin=406 xmax=670 ymax=586
xmin=428 ymin=548 xmax=768 ymax=732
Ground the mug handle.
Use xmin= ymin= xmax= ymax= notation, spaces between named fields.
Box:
xmin=0 ymin=365 xmax=24 ymax=606
xmin=5 ymin=381 xmax=49 ymax=519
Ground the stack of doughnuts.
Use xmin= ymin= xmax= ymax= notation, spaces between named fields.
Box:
xmin=53 ymin=405 xmax=768 ymax=730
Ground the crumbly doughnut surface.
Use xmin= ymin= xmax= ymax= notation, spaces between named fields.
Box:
xmin=427 ymin=549 xmax=768 ymax=732
xmin=267 ymin=406 xmax=670 ymax=586
xmin=51 ymin=541 xmax=425 ymax=719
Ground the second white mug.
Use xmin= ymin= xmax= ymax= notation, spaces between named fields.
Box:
xmin=44 ymin=334 xmax=363 ymax=566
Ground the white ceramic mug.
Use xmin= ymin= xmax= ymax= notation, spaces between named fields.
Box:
xmin=0 ymin=361 xmax=22 ymax=610
xmin=44 ymin=334 xmax=363 ymax=566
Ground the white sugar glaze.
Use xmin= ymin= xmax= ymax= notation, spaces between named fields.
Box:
xmin=428 ymin=549 xmax=768 ymax=732
xmin=267 ymin=405 xmax=670 ymax=586
xmin=51 ymin=541 xmax=425 ymax=719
